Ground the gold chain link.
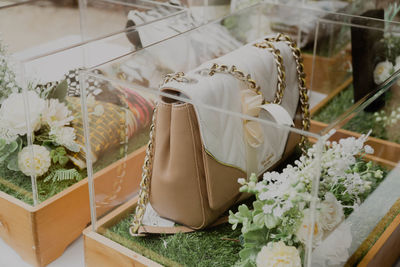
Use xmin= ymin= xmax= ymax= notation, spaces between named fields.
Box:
xmin=129 ymin=33 xmax=310 ymax=235
xmin=253 ymin=41 xmax=286 ymax=104
xmin=257 ymin=33 xmax=310 ymax=153
xmin=207 ymin=63 xmax=264 ymax=103
xmin=129 ymin=105 xmax=157 ymax=236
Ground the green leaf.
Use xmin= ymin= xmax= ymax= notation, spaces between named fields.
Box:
xmin=7 ymin=153 xmax=19 ymax=171
xmin=0 ymin=139 xmax=6 ymax=150
xmin=253 ymin=213 xmax=265 ymax=228
xmin=56 ymin=147 xmax=67 ymax=155
xmin=243 ymin=229 xmax=267 ymax=245
xmin=0 ymin=153 xmax=9 ymax=162
xmin=50 ymin=149 xmax=57 ymax=157
xmin=7 ymin=141 xmax=18 ymax=153
xmin=238 ymin=204 xmax=252 ymax=219
xmin=48 ymin=80 xmax=68 ymax=102
xmin=58 ymin=155 xmax=69 ymax=167
xmin=229 ymin=210 xmax=240 ymax=230
xmin=52 ymin=154 xmax=59 ymax=164
xmin=44 ymin=168 xmax=82 ymax=183
xmin=265 ymin=214 xmax=279 ymax=229
xmin=252 ymin=200 xmax=264 ymax=211
xmin=239 ymin=247 xmax=258 ymax=262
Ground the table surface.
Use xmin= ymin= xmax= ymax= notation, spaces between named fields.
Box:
xmin=0 ymin=235 xmax=84 ymax=267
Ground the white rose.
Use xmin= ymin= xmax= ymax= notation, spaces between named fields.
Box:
xmin=318 ymin=193 xmax=344 ymax=231
xmin=42 ymin=99 xmax=73 ymax=128
xmin=18 ymin=145 xmax=51 ymax=177
xmin=373 ymin=61 xmax=393 ymax=85
xmin=50 ymin=127 xmax=80 ymax=152
xmin=296 ymin=209 xmax=323 ymax=247
xmin=256 ymin=241 xmax=301 ymax=267
xmin=0 ymin=91 xmax=45 ymax=135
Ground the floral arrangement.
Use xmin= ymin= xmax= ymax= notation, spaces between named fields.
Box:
xmin=229 ymin=131 xmax=385 ymax=267
xmin=0 ymin=90 xmax=82 ymax=182
xmin=0 ymin=38 xmax=82 ymax=184
xmin=373 ymin=106 xmax=400 ymax=127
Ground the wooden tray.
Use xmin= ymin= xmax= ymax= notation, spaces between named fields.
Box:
xmin=83 ymin=164 xmax=400 ymax=267
xmin=311 ymin=120 xmax=400 ymax=169
xmin=0 ymin=146 xmax=145 ymax=267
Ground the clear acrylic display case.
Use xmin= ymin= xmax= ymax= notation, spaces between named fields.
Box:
xmin=81 ymin=3 xmax=400 ymax=267
xmin=80 ymin=3 xmax=331 ymax=267
xmin=311 ymin=71 xmax=400 ymax=266
xmin=310 ymin=11 xmax=400 ymax=164
xmin=0 ymin=6 xmax=190 ymax=267
xmin=0 ymin=0 xmax=186 ymax=61
xmin=0 ymin=0 xmax=190 ymax=207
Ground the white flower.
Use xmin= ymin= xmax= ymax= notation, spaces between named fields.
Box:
xmin=238 ymin=178 xmax=246 ymax=185
xmin=42 ymin=99 xmax=74 ymax=128
xmin=373 ymin=61 xmax=393 ymax=85
xmin=318 ymin=193 xmax=344 ymax=231
xmin=374 ymin=170 xmax=383 ymax=179
xmin=364 ymin=145 xmax=374 ymax=154
xmin=0 ymin=91 xmax=45 ymax=135
xmin=18 ymin=145 xmax=51 ymax=177
xmin=256 ymin=241 xmax=301 ymax=267
xmin=0 ymin=118 xmax=18 ymax=143
xmin=312 ymin=222 xmax=352 ymax=267
xmin=296 ymin=209 xmax=324 ymax=247
xmin=50 ymin=127 xmax=80 ymax=152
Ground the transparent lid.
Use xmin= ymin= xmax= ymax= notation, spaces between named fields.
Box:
xmin=310 ymin=71 xmax=400 ymax=266
xmin=82 ymin=56 xmax=324 ymax=267
xmin=298 ymin=4 xmax=400 ymax=126
xmin=0 ymin=7 xmax=189 ymax=207
xmin=79 ymin=3 xmax=335 ymax=266
xmin=80 ymin=3 xmax=400 ymax=267
xmin=0 ymin=0 xmax=186 ymax=61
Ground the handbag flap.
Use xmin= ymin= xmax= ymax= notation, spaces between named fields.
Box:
xmin=160 ymin=37 xmax=300 ymax=175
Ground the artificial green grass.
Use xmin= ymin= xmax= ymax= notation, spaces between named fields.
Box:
xmin=101 ymin=153 xmax=388 ymax=267
xmin=313 ymin=85 xmax=395 ymax=143
xmin=0 ymin=130 xmax=149 ymax=205
xmin=313 ymin=84 xmax=354 ymax=124
xmin=103 ymin=209 xmax=243 ymax=267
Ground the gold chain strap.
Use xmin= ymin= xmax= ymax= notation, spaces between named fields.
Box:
xmin=253 ymin=33 xmax=310 ymax=153
xmin=253 ymin=41 xmax=286 ymax=105
xmin=263 ymin=33 xmax=310 ymax=153
xmin=129 ymin=34 xmax=309 ymax=235
xmin=129 ymin=105 xmax=157 ymax=236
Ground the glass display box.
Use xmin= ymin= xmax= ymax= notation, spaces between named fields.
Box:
xmin=310 ymin=70 xmax=400 ymax=266
xmin=80 ymin=3 xmax=400 ymax=267
xmin=0 ymin=6 xmax=190 ymax=267
xmin=310 ymin=10 xmax=400 ymax=168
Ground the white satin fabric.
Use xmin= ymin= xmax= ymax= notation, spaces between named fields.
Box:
xmin=161 ymin=37 xmax=299 ymax=175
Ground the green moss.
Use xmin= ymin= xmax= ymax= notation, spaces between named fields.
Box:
xmin=101 ymin=157 xmax=388 ymax=267
xmin=104 ymin=211 xmax=243 ymax=267
xmin=313 ymin=85 xmax=354 ymax=124
xmin=312 ymin=85 xmax=397 ymax=143
xmin=0 ymin=130 xmax=149 ymax=205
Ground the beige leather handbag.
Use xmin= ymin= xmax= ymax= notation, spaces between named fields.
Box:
xmin=130 ymin=34 xmax=310 ymax=235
